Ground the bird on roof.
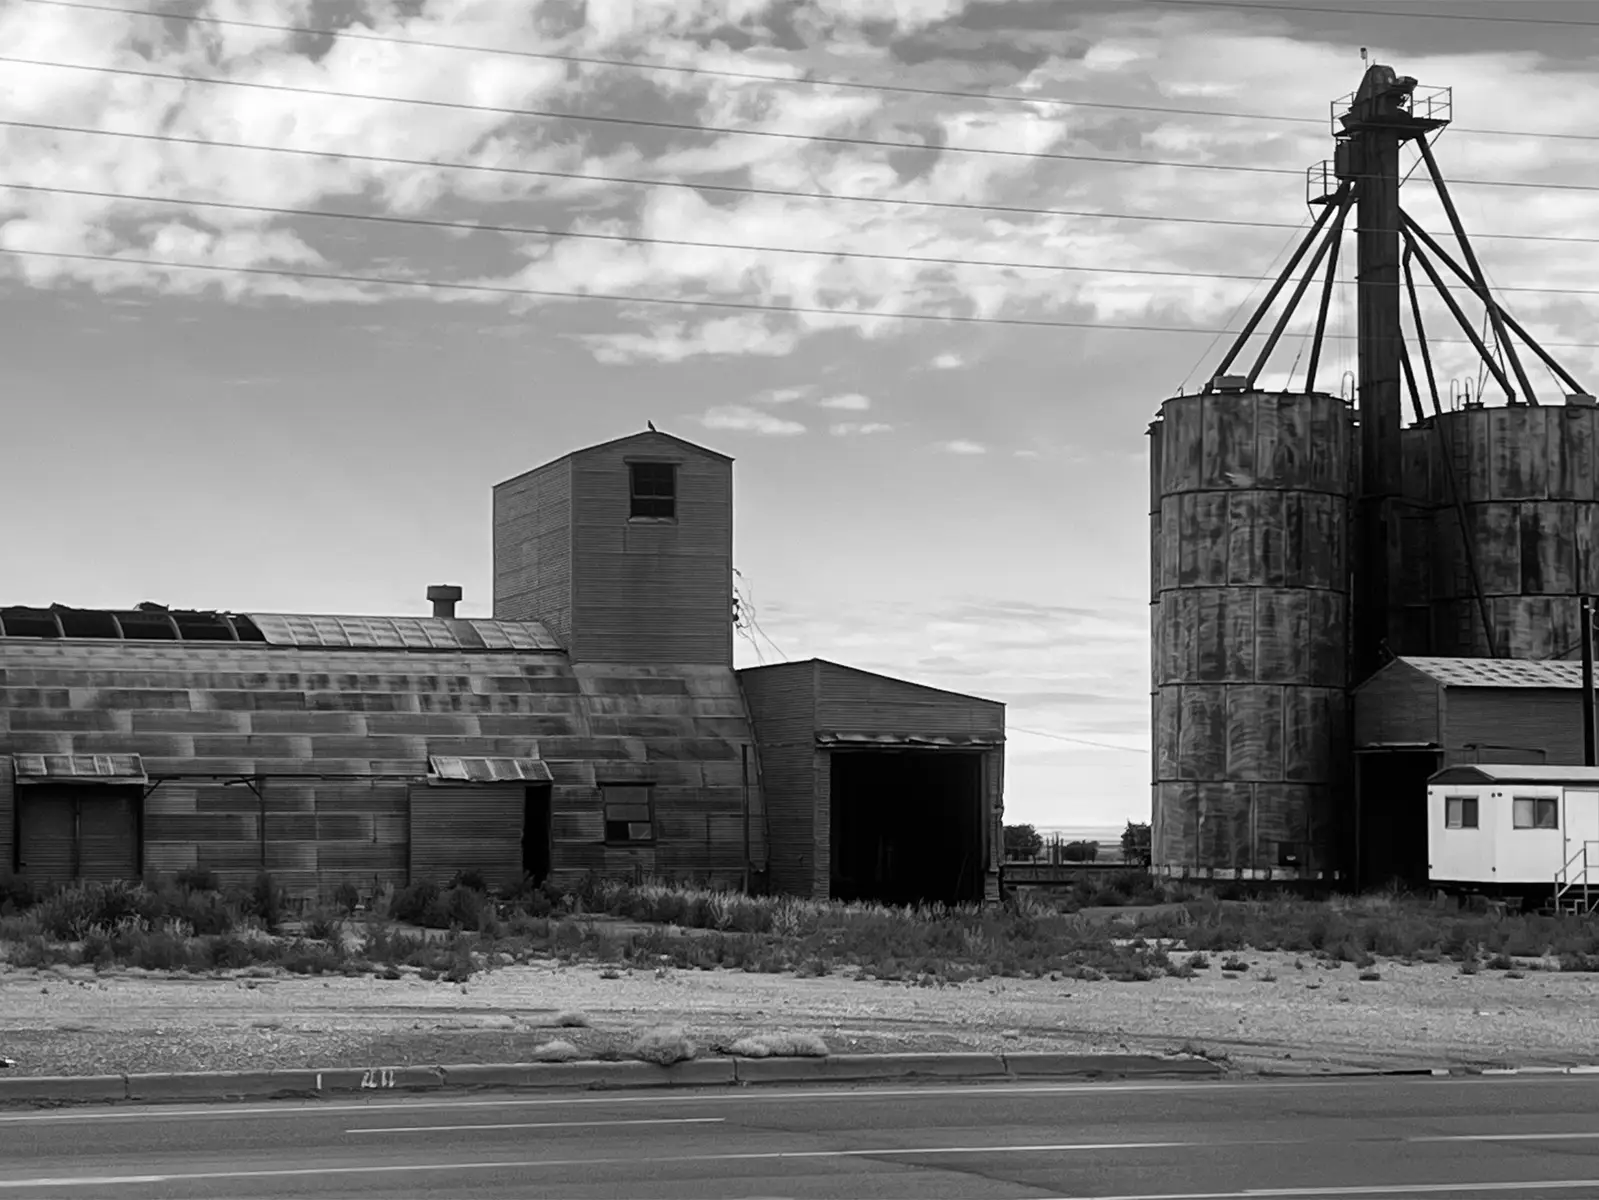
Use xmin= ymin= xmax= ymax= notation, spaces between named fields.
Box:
xmin=647 ymin=420 xmax=657 ymax=432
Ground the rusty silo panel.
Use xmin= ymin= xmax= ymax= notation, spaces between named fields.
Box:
xmin=1149 ymin=391 xmax=1353 ymax=880
xmin=1427 ymin=403 xmax=1599 ymax=658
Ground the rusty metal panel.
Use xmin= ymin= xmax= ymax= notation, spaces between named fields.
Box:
xmin=1469 ymin=504 xmax=1522 ymax=594
xmin=738 ymin=661 xmax=818 ymax=898
xmin=1519 ymin=502 xmax=1577 ymax=595
xmin=408 ymin=782 xmax=524 ymax=890
xmin=1445 ymin=688 xmax=1583 ymax=766
xmin=1152 ymin=390 xmax=1352 ymax=877
xmin=1352 ymin=660 xmax=1439 ymax=748
xmin=78 ymin=793 xmax=140 ymax=882
xmin=1225 ymin=686 xmax=1283 ymax=781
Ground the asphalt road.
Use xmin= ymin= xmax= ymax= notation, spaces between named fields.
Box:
xmin=4 ymin=1074 xmax=1599 ymax=1198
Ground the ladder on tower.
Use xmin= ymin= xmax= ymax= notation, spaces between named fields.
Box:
xmin=1554 ymin=841 xmax=1599 ymax=916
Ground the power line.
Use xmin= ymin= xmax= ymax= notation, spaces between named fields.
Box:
xmin=20 ymin=0 xmax=1599 ymax=144
xmin=10 ymin=119 xmax=1599 ymax=247
xmin=10 ymin=56 xmax=1599 ymax=193
xmin=12 ymin=181 xmax=1599 ymax=298
xmin=1008 ymin=726 xmax=1146 ymax=754
xmin=1147 ymin=0 xmax=1599 ymax=29
xmin=6 ymin=248 xmax=1599 ymax=350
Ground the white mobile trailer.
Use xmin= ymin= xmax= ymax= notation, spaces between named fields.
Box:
xmin=1427 ymin=764 xmax=1599 ymax=894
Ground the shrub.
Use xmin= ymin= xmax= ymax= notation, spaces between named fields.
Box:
xmin=729 ymin=1033 xmax=828 ymax=1058
xmin=553 ymin=1010 xmax=591 ymax=1028
xmin=530 ymin=1039 xmax=583 ymax=1062
xmin=1186 ymin=952 xmax=1211 ymax=970
xmin=174 ymin=867 xmax=221 ymax=893
xmin=331 ymin=882 xmax=362 ymax=914
xmin=390 ymin=879 xmax=440 ymax=925
xmin=632 ymin=1026 xmax=697 ymax=1066
xmin=449 ymin=870 xmax=489 ymax=893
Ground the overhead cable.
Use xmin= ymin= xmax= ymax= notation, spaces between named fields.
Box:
xmin=1146 ymin=0 xmax=1599 ymax=29
xmin=9 ymin=120 xmax=1599 ymax=247
xmin=9 ymin=56 xmax=1599 ymax=192
xmin=9 ymin=182 xmax=1598 ymax=298
xmin=7 ymin=248 xmax=1599 ymax=349
xmin=17 ymin=0 xmax=1599 ymax=143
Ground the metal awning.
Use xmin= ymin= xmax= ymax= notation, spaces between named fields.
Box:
xmin=11 ymin=753 xmax=148 ymax=785
xmin=426 ymin=755 xmax=553 ymax=783
xmin=815 ymin=731 xmax=1004 ymax=750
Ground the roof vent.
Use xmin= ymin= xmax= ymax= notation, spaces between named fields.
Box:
xmin=1567 ymin=393 xmax=1597 ymax=407
xmin=1211 ymin=375 xmax=1250 ymax=394
xmin=426 ymin=585 xmax=463 ymax=620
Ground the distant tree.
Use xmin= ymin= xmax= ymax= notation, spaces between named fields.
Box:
xmin=1121 ymin=821 xmax=1153 ymax=868
xmin=1004 ymin=823 xmax=1044 ymax=861
xmin=1063 ymin=839 xmax=1099 ymax=863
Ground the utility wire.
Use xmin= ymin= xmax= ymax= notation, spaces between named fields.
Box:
xmin=1147 ymin=0 xmax=1599 ymax=29
xmin=10 ymin=120 xmax=1599 ymax=247
xmin=1008 ymin=726 xmax=1146 ymax=754
xmin=7 ymin=248 xmax=1599 ymax=349
xmin=10 ymin=56 xmax=1599 ymax=193
xmin=11 ymin=182 xmax=1598 ymax=298
xmin=19 ymin=0 xmax=1599 ymax=144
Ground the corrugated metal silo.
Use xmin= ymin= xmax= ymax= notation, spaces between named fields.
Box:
xmin=1149 ymin=389 xmax=1354 ymax=878
xmin=1424 ymin=401 xmax=1599 ymax=659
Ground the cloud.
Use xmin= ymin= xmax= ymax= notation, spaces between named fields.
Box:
xmin=830 ymin=421 xmax=893 ymax=435
xmin=939 ymin=439 xmax=987 ymax=454
xmin=698 ymin=405 xmax=807 ymax=436
xmin=818 ymin=392 xmax=872 ymax=410
xmin=753 ymin=386 xmax=814 ymax=404
xmin=931 ymin=352 xmax=966 ymax=369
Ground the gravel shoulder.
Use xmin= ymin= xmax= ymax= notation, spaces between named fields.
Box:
xmin=5 ymin=950 xmax=1598 ymax=1078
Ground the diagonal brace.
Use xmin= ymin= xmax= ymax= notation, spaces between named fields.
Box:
xmin=1402 ymin=231 xmax=1519 ymax=404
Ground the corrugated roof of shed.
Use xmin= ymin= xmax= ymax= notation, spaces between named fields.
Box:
xmin=1430 ymin=764 xmax=1599 ymax=786
xmin=247 ymin=613 xmax=562 ymax=652
xmin=1396 ymin=657 xmax=1581 ymax=689
xmin=736 ymin=658 xmax=1002 ymax=708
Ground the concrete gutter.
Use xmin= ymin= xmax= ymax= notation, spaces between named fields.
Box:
xmin=0 ymin=1052 xmax=1222 ymax=1108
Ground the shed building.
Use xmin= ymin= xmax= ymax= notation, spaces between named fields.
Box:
xmin=1 ymin=429 xmax=1004 ymax=905
xmin=1425 ymin=763 xmax=1599 ymax=898
xmin=1352 ymin=656 xmax=1588 ymax=889
xmin=739 ymin=660 xmax=1005 ymax=905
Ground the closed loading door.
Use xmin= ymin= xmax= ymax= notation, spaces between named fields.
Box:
xmin=409 ymin=784 xmax=525 ymax=890
xmin=16 ymin=789 xmax=141 ymax=885
xmin=17 ymin=793 xmax=75 ymax=886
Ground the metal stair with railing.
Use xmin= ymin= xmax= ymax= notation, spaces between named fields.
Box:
xmin=1555 ymin=840 xmax=1599 ymax=916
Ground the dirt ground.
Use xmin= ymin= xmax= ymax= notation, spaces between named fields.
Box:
xmin=5 ymin=949 xmax=1599 ymax=1078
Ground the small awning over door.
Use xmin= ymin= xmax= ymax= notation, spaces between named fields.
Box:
xmin=427 ymin=756 xmax=552 ymax=784
xmin=12 ymin=754 xmax=148 ymax=785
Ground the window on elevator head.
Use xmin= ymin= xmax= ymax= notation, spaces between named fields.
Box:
xmin=629 ymin=461 xmax=676 ymax=520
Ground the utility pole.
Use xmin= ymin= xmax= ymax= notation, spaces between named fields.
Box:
xmin=1333 ymin=61 xmax=1449 ymax=680
xmin=1583 ymin=597 xmax=1595 ymax=767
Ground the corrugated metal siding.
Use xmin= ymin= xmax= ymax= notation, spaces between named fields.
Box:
xmin=493 ymin=455 xmax=573 ymax=647
xmin=569 ymin=434 xmax=732 ymax=666
xmin=78 ymin=792 xmax=140 ymax=882
xmin=17 ymin=791 xmax=74 ymax=885
xmin=0 ymin=638 xmax=764 ymax=899
xmin=1352 ymin=660 xmax=1443 ymax=747
xmin=409 ymin=783 xmax=525 ymax=890
xmin=738 ymin=661 xmax=819 ymax=897
xmin=813 ymin=662 xmax=1005 ymax=739
xmin=0 ymin=747 xmax=12 ymax=878
xmin=1442 ymin=688 xmax=1584 ymax=767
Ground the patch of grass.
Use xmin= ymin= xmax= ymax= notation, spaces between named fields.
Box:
xmin=632 ymin=1026 xmax=697 ymax=1066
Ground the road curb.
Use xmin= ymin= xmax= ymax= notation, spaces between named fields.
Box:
xmin=0 ymin=1051 xmax=1222 ymax=1108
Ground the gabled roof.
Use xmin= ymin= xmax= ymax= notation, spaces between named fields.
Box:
xmin=496 ymin=428 xmax=732 ymax=488
xmin=1431 ymin=764 xmax=1599 ymax=786
xmin=737 ymin=657 xmax=1003 ymax=708
xmin=1383 ymin=656 xmax=1582 ymax=690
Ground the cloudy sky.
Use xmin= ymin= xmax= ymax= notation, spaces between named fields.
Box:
xmin=3 ymin=0 xmax=1597 ymax=830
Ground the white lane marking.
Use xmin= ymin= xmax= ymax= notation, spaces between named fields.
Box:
xmin=1 ymin=1073 xmax=1585 ymax=1126
xmin=0 ymin=1141 xmax=1199 ymax=1188
xmin=1053 ymin=1182 xmax=1599 ymax=1200
xmin=1414 ymin=1132 xmax=1599 ymax=1142
xmin=348 ymin=1116 xmax=725 ymax=1134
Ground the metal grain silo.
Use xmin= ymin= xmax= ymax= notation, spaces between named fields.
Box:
xmin=1149 ymin=388 xmax=1354 ymax=879
xmin=1424 ymin=400 xmax=1599 ymax=660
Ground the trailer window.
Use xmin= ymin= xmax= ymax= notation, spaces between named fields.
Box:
xmin=1445 ymin=796 xmax=1478 ymax=829
xmin=1512 ymin=796 xmax=1558 ymax=830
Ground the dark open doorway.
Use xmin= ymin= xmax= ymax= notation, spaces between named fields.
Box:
xmin=1356 ymin=750 xmax=1439 ymax=890
xmin=828 ymin=750 xmax=985 ymax=906
xmin=522 ymin=784 xmax=552 ymax=885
